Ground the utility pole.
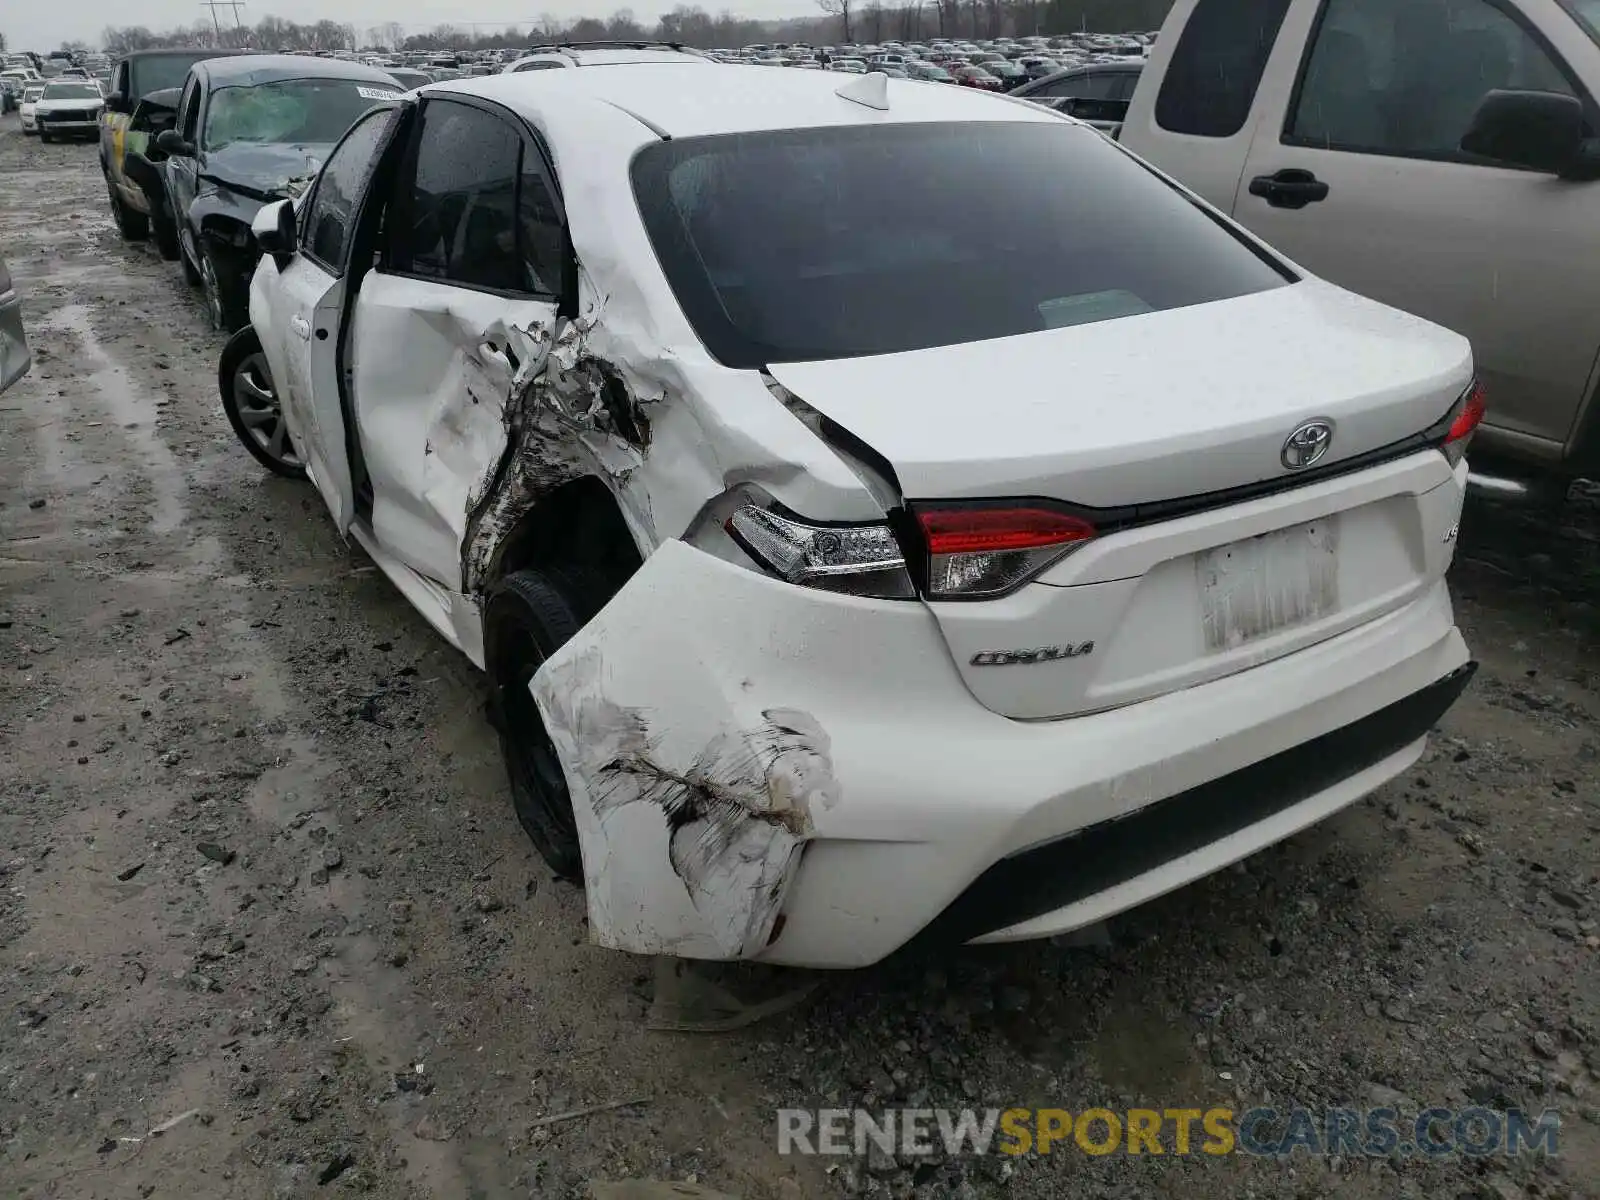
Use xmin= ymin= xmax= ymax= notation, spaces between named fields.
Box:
xmin=199 ymin=0 xmax=247 ymax=41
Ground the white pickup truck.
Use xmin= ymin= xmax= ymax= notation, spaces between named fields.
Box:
xmin=1120 ymin=0 xmax=1600 ymax=497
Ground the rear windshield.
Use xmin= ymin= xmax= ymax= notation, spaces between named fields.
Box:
xmin=631 ymin=121 xmax=1291 ymax=368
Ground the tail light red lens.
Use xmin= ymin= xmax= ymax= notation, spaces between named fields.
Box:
xmin=916 ymin=505 xmax=1096 ymax=598
xmin=1446 ymin=380 xmax=1487 ymax=444
xmin=1440 ymin=380 xmax=1486 ymax=466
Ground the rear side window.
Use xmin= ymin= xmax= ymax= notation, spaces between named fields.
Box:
xmin=1155 ymin=0 xmax=1293 ymax=137
xmin=1040 ymin=71 xmax=1121 ymax=99
xmin=631 ymin=122 xmax=1291 ymax=369
xmin=388 ymin=99 xmax=561 ymax=295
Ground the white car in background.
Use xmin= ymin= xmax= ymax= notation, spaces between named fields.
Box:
xmin=232 ymin=64 xmax=1478 ymax=969
xmin=33 ymin=78 xmax=105 ymax=143
xmin=19 ymin=85 xmax=45 ymax=134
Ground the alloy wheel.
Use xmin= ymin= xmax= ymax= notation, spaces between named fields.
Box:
xmin=231 ymin=351 xmax=299 ymax=470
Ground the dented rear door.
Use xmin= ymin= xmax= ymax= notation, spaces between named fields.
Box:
xmin=347 ymin=95 xmax=567 ymax=593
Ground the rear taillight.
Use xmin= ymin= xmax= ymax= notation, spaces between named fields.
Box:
xmin=716 ymin=500 xmax=916 ymax=598
xmin=1438 ymin=380 xmax=1486 ymax=467
xmin=915 ymin=505 xmax=1095 ymax=599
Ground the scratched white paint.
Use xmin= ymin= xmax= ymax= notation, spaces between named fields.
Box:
xmin=532 ymin=549 xmax=845 ymax=958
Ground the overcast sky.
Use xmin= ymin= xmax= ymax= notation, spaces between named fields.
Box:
xmin=7 ymin=0 xmax=815 ymax=54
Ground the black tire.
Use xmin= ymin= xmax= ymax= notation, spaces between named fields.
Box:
xmin=218 ymin=326 xmax=306 ymax=479
xmin=151 ymin=209 xmax=180 ymax=260
xmin=108 ymin=184 xmax=149 ymax=241
xmin=199 ymin=241 xmax=248 ymax=333
xmin=39 ymin=130 xmax=53 ymax=144
xmin=178 ymin=224 xmax=201 ymax=285
xmin=484 ymin=565 xmax=614 ymax=880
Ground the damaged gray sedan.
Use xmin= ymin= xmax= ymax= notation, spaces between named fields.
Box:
xmin=233 ymin=65 xmax=1476 ymax=967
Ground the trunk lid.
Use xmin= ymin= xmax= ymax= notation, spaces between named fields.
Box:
xmin=766 ymin=281 xmax=1470 ymax=508
xmin=767 ymin=281 xmax=1472 ymax=720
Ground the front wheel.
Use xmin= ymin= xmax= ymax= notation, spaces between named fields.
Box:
xmin=38 ymin=130 xmax=53 ymax=144
xmin=484 ymin=565 xmax=614 ymax=881
xmin=199 ymin=242 xmax=248 ymax=333
xmin=178 ymin=224 xmax=201 ymax=285
xmin=218 ymin=326 xmax=305 ymax=479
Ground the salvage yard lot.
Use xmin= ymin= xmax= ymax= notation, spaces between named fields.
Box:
xmin=0 ymin=113 xmax=1597 ymax=1200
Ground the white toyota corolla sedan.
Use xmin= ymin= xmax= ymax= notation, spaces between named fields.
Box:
xmin=232 ymin=62 xmax=1479 ymax=969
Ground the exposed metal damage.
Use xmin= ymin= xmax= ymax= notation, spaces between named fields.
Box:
xmin=458 ymin=298 xmax=664 ymax=594
xmin=534 ymin=633 xmax=843 ymax=959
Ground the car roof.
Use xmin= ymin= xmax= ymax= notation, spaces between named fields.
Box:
xmin=435 ymin=62 xmax=1060 ymax=140
xmin=120 ymin=48 xmax=249 ymax=62
xmin=194 ymin=54 xmax=402 ymax=88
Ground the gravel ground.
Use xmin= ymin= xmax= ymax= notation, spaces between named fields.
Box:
xmin=0 ymin=113 xmax=1596 ymax=1200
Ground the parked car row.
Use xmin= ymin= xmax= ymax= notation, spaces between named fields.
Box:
xmin=199 ymin=58 xmax=1480 ymax=969
xmin=96 ymin=50 xmax=404 ymax=333
xmin=712 ymin=33 xmax=1148 ymax=92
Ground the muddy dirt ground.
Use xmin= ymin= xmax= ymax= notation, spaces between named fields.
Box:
xmin=1 ymin=113 xmax=1597 ymax=1200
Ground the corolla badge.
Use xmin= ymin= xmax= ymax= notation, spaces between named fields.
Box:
xmin=1281 ymin=419 xmax=1334 ymax=470
xmin=971 ymin=643 xmax=1095 ymax=667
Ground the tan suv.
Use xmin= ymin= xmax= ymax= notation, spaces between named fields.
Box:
xmin=1121 ymin=0 xmax=1600 ymax=498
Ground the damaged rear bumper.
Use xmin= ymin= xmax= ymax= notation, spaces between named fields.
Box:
xmin=531 ymin=541 xmax=1471 ymax=969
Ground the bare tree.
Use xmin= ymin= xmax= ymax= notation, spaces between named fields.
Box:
xmin=817 ymin=0 xmax=853 ymax=43
xmin=866 ymin=3 xmax=885 ymax=40
xmin=607 ymin=9 xmax=648 ymax=39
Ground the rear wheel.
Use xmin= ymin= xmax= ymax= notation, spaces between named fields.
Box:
xmin=38 ymin=129 xmax=53 ymax=144
xmin=108 ymin=183 xmax=148 ymax=240
xmin=150 ymin=209 xmax=180 ymax=260
xmin=484 ymin=565 xmax=613 ymax=880
xmin=218 ymin=326 xmax=305 ymax=479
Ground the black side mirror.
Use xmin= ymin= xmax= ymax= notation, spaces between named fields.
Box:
xmin=252 ymin=199 xmax=297 ymax=269
xmin=1461 ymin=89 xmax=1591 ymax=176
xmin=155 ymin=128 xmax=194 ymax=157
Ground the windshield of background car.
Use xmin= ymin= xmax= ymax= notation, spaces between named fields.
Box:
xmin=135 ymin=56 xmax=207 ymax=94
xmin=203 ymin=78 xmax=399 ymax=150
xmin=631 ymin=121 xmax=1291 ymax=368
xmin=42 ymin=82 xmax=101 ymax=100
xmin=23 ymin=88 xmax=44 ymax=102
xmin=1558 ymin=0 xmax=1600 ymax=44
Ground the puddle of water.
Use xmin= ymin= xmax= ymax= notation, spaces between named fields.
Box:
xmin=43 ymin=304 xmax=188 ymax=535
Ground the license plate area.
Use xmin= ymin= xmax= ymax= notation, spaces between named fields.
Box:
xmin=1197 ymin=517 xmax=1340 ymax=652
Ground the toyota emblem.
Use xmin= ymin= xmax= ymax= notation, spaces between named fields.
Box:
xmin=1281 ymin=420 xmax=1334 ymax=470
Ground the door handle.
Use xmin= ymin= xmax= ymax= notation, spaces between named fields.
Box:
xmin=1248 ymin=168 xmax=1330 ymax=210
xmin=289 ymin=315 xmax=311 ymax=341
